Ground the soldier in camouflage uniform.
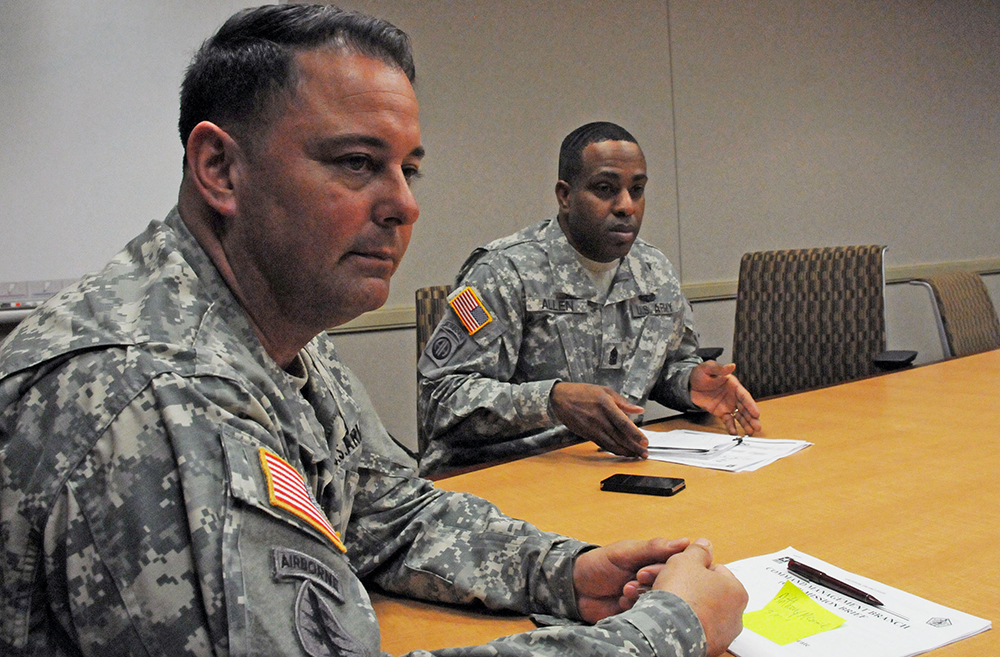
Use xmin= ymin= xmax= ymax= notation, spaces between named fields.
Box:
xmin=418 ymin=123 xmax=761 ymax=476
xmin=0 ymin=6 xmax=746 ymax=657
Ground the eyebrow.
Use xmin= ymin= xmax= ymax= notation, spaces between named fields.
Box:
xmin=311 ymin=134 xmax=425 ymax=159
xmin=591 ymin=170 xmax=648 ymax=183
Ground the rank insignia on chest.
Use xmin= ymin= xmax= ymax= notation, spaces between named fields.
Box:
xmin=259 ymin=448 xmax=347 ymax=553
xmin=601 ymin=341 xmax=625 ymax=369
xmin=449 ymin=286 xmax=493 ymax=335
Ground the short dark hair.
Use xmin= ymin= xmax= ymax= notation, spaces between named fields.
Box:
xmin=558 ymin=121 xmax=639 ymax=185
xmin=179 ymin=4 xmax=414 ymax=158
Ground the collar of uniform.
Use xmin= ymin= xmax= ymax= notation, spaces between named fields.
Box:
xmin=620 ymin=241 xmax=664 ymax=297
xmin=607 ymin=243 xmax=666 ymax=304
xmin=290 ymin=345 xmax=347 ymax=466
xmin=605 ymin=256 xmax=641 ymax=305
xmin=166 ymin=208 xmax=260 ymax=343
xmin=542 ymin=219 xmax=658 ymax=304
xmin=165 ymin=207 xmax=300 ymax=381
xmin=542 ymin=218 xmax=605 ymax=300
xmin=167 ymin=209 xmax=340 ymax=469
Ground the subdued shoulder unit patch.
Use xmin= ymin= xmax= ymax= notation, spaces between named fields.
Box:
xmin=424 ymin=322 xmax=465 ymax=367
xmin=259 ymin=448 xmax=347 ymax=553
xmin=295 ymin=580 xmax=367 ymax=657
xmin=449 ymin=286 xmax=492 ymax=335
xmin=270 ymin=548 xmax=365 ymax=657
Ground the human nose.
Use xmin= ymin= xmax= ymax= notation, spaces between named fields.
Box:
xmin=375 ymin=168 xmax=420 ymax=226
xmin=611 ymin=188 xmax=635 ymax=216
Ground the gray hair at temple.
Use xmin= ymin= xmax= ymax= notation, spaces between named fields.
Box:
xmin=558 ymin=121 xmax=639 ymax=186
xmin=178 ymin=3 xmax=414 ymax=161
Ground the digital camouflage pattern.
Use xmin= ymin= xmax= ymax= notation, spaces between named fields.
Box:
xmin=418 ymin=218 xmax=703 ymax=476
xmin=0 ymin=209 xmax=707 ymax=656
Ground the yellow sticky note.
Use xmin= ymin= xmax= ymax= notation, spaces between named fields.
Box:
xmin=743 ymin=580 xmax=846 ymax=646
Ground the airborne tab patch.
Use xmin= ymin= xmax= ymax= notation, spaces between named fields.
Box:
xmin=259 ymin=448 xmax=347 ymax=553
xmin=449 ymin=286 xmax=493 ymax=335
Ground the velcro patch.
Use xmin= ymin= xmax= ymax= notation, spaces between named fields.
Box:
xmin=629 ymin=298 xmax=679 ymax=318
xmin=449 ymin=286 xmax=493 ymax=335
xmin=259 ymin=448 xmax=346 ymax=553
xmin=424 ymin=322 xmax=466 ymax=367
xmin=533 ymin=297 xmax=587 ymax=313
xmin=273 ymin=547 xmax=344 ymax=602
xmin=601 ymin=341 xmax=625 ymax=369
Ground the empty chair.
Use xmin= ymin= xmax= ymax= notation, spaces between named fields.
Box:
xmin=414 ymin=285 xmax=452 ymax=454
xmin=910 ymin=271 xmax=1000 ymax=359
xmin=732 ymin=245 xmax=914 ymax=399
xmin=415 ymin=285 xmax=453 ymax=357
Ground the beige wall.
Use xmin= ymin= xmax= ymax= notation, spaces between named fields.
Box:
xmin=2 ymin=1 xmax=997 ymax=453
xmin=328 ymin=0 xmax=1000 ymax=452
xmin=336 ymin=0 xmax=999 ymax=305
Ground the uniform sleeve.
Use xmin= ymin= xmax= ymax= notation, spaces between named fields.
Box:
xmin=344 ymin=459 xmax=707 ymax=657
xmin=405 ymin=592 xmax=707 ymax=657
xmin=347 ymin=458 xmax=583 ymax=615
xmin=339 ymin=350 xmax=707 ymax=657
xmin=417 ymin=260 xmax=558 ymax=462
xmin=337 ymin=346 xmax=571 ymax=618
xmin=26 ymin=379 xmax=232 ymax=656
xmin=648 ymin=296 xmax=703 ymax=413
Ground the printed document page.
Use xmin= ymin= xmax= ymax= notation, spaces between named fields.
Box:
xmin=641 ymin=429 xmax=811 ymax=472
xmin=727 ymin=547 xmax=991 ymax=657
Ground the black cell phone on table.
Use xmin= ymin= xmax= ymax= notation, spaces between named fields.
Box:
xmin=600 ymin=473 xmax=686 ymax=497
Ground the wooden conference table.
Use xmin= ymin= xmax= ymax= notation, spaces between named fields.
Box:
xmin=373 ymin=350 xmax=1000 ymax=655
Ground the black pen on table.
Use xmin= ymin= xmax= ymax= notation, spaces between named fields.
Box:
xmin=787 ymin=558 xmax=884 ymax=607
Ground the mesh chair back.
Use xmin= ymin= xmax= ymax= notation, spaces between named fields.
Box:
xmin=914 ymin=272 xmax=1000 ymax=358
xmin=415 ymin=285 xmax=452 ymax=455
xmin=732 ymin=245 xmax=888 ymax=399
xmin=415 ymin=285 xmax=452 ymax=357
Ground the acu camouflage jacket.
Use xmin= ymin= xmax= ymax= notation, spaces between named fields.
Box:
xmin=418 ymin=218 xmax=702 ymax=476
xmin=0 ymin=209 xmax=706 ymax=656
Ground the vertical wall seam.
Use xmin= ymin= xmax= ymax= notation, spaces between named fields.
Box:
xmin=665 ymin=0 xmax=684 ymax=280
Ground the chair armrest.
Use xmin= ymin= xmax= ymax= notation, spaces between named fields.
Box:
xmin=696 ymin=347 xmax=725 ymax=361
xmin=873 ymin=350 xmax=917 ymax=371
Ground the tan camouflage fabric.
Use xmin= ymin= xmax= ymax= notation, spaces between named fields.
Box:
xmin=0 ymin=209 xmax=707 ymax=656
xmin=418 ymin=218 xmax=702 ymax=476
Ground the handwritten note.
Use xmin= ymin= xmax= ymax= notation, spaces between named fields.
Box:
xmin=743 ymin=580 xmax=846 ymax=646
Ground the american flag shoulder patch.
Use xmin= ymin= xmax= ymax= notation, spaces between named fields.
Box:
xmin=258 ymin=448 xmax=346 ymax=553
xmin=449 ymin=286 xmax=493 ymax=335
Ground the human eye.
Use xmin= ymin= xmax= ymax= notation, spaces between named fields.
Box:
xmin=336 ymin=153 xmax=378 ymax=174
xmin=630 ymin=183 xmax=646 ymax=200
xmin=403 ymin=164 xmax=423 ymax=186
xmin=591 ymin=181 xmax=616 ymax=198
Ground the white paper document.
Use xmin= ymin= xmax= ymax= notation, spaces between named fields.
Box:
xmin=643 ymin=429 xmax=737 ymax=452
xmin=641 ymin=429 xmax=811 ymax=472
xmin=727 ymin=547 xmax=992 ymax=657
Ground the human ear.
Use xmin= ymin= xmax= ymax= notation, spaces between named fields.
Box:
xmin=184 ymin=121 xmax=241 ymax=217
xmin=555 ymin=180 xmax=572 ymax=213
